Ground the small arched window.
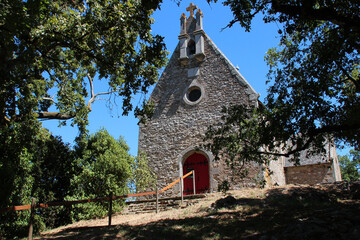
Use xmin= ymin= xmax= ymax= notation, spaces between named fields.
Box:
xmin=187 ymin=39 xmax=196 ymax=56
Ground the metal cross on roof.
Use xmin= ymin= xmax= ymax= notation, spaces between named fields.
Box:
xmin=186 ymin=3 xmax=197 ymax=18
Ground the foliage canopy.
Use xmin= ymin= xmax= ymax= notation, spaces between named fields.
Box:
xmin=206 ymin=0 xmax=359 ymax=164
xmin=0 ymin=0 xmax=167 ymax=133
xmin=0 ymin=128 xmax=78 ymax=238
xmin=0 ymin=1 xmax=165 ymax=237
xmin=70 ymin=129 xmax=133 ymax=220
xmin=339 ymin=150 xmax=360 ymax=181
xmin=0 ymin=127 xmax=153 ymax=238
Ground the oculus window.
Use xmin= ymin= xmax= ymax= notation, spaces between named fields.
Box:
xmin=184 ymin=85 xmax=204 ymax=105
xmin=188 ymin=88 xmax=201 ymax=102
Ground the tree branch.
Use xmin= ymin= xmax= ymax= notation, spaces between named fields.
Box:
xmin=31 ymin=74 xmax=119 ymax=121
xmin=36 ymin=112 xmax=75 ymax=120
xmin=335 ymin=62 xmax=360 ymax=92
xmin=86 ymin=74 xmax=117 ymax=111
xmin=271 ymin=0 xmax=360 ymax=31
xmin=42 ymin=97 xmax=55 ymax=103
xmin=257 ymin=122 xmax=360 ymax=157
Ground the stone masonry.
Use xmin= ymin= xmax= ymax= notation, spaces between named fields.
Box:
xmin=138 ymin=5 xmax=262 ymax=196
xmin=138 ymin=4 xmax=342 ymax=197
xmin=284 ymin=163 xmax=334 ymax=185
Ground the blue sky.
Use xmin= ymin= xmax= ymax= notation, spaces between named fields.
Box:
xmin=41 ymin=1 xmax=349 ymax=156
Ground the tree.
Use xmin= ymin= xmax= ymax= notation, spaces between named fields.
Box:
xmin=30 ymin=133 xmax=79 ymax=229
xmin=0 ymin=0 xmax=165 ymax=216
xmin=1 ymin=1 xmax=165 ymax=236
xmin=339 ymin=150 xmax=360 ymax=181
xmin=0 ymin=0 xmax=166 ymax=131
xmin=131 ymin=152 xmax=156 ymax=193
xmin=70 ymin=129 xmax=133 ymax=220
xmin=0 ymin=128 xmax=77 ymax=238
xmin=206 ymin=0 xmax=359 ymax=164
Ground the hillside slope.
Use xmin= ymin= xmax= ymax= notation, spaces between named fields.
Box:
xmin=36 ymin=181 xmax=360 ymax=240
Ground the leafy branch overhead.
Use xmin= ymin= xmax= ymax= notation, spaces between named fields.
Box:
xmin=206 ymin=0 xmax=359 ymax=159
xmin=0 ymin=0 xmax=167 ymax=132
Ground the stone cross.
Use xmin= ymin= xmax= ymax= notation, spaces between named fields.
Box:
xmin=186 ymin=3 xmax=197 ymax=18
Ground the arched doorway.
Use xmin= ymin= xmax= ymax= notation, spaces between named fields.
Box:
xmin=183 ymin=153 xmax=210 ymax=195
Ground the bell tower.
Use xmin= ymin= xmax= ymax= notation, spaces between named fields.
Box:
xmin=178 ymin=3 xmax=206 ymax=65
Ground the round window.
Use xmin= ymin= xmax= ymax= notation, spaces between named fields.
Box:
xmin=184 ymin=85 xmax=204 ymax=105
xmin=188 ymin=88 xmax=201 ymax=102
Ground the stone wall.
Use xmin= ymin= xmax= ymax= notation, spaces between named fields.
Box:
xmin=138 ymin=9 xmax=343 ymax=192
xmin=284 ymin=163 xmax=334 ymax=185
xmin=282 ymin=139 xmax=342 ymax=184
xmin=138 ymin=23 xmax=262 ymax=195
xmin=138 ymin=13 xmax=343 ymax=193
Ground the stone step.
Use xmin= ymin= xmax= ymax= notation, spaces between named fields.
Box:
xmin=123 ymin=194 xmax=206 ymax=214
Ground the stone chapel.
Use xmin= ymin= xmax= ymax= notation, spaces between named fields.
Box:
xmin=138 ymin=4 xmax=342 ymax=196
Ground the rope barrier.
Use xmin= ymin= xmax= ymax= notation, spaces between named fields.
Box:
xmin=0 ymin=171 xmax=195 ymax=212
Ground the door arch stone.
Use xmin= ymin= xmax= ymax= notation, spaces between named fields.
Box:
xmin=178 ymin=147 xmax=214 ymax=194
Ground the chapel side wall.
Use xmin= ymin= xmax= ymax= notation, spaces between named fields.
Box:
xmin=138 ymin=36 xmax=262 ymax=196
xmin=282 ymin=140 xmax=341 ymax=185
xmin=284 ymin=163 xmax=334 ymax=185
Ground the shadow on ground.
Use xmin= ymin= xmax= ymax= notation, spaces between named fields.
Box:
xmin=38 ymin=182 xmax=360 ymax=240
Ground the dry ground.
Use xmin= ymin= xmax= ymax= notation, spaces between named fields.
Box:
xmin=34 ymin=181 xmax=360 ymax=240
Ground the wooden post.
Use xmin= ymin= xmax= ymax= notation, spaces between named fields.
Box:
xmin=180 ymin=177 xmax=184 ymax=205
xmin=156 ymin=185 xmax=159 ymax=214
xmin=193 ymin=170 xmax=196 ymax=195
xmin=28 ymin=198 xmax=36 ymax=240
xmin=108 ymin=192 xmax=113 ymax=226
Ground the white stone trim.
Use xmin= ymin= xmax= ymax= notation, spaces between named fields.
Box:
xmin=179 ymin=35 xmax=189 ymax=60
xmin=183 ymin=82 xmax=204 ymax=106
xmin=187 ymin=67 xmax=200 ymax=78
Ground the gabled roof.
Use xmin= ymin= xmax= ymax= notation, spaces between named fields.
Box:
xmin=203 ymin=33 xmax=260 ymax=105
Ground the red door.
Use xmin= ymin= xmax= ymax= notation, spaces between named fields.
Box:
xmin=183 ymin=153 xmax=209 ymax=195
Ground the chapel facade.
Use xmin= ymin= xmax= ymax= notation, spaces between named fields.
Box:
xmin=138 ymin=4 xmax=341 ymax=196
